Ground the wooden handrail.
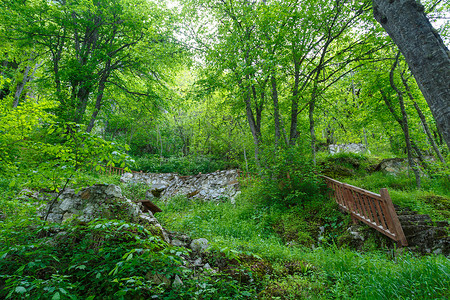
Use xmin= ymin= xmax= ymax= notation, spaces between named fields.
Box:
xmin=92 ymin=165 xmax=144 ymax=176
xmin=322 ymin=175 xmax=408 ymax=246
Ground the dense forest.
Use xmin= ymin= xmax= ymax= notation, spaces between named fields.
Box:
xmin=0 ymin=0 xmax=449 ymax=299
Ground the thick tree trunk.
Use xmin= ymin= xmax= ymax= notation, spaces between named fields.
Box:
xmin=373 ymin=0 xmax=450 ymax=150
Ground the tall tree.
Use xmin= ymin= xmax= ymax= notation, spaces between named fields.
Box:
xmin=1 ymin=0 xmax=184 ymax=131
xmin=373 ymin=0 xmax=450 ymax=149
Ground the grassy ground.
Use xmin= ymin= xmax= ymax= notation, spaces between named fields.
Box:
xmin=157 ymin=180 xmax=450 ymax=299
xmin=1 ymin=157 xmax=449 ymax=299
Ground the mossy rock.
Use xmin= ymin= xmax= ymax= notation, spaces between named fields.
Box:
xmin=420 ymin=195 xmax=450 ymax=211
xmin=321 ymin=164 xmax=355 ymax=178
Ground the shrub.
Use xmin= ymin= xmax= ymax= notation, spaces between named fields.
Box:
xmin=133 ymin=154 xmax=233 ymax=175
xmin=257 ymin=147 xmax=327 ymax=208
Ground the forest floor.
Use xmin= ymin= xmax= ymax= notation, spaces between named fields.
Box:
xmin=0 ymin=153 xmax=449 ymax=299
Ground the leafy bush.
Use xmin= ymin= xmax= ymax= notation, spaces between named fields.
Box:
xmin=257 ymin=147 xmax=327 ymax=208
xmin=317 ymin=152 xmax=370 ymax=178
xmin=133 ymin=154 xmax=233 ymax=175
xmin=0 ymin=218 xmax=187 ymax=299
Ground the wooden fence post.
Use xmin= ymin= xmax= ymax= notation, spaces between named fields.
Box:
xmin=380 ymin=188 xmax=408 ymax=246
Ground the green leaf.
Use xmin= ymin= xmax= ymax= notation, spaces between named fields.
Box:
xmin=15 ymin=286 xmax=26 ymax=294
xmin=52 ymin=292 xmax=61 ymax=300
xmin=8 ymin=180 xmax=15 ymax=188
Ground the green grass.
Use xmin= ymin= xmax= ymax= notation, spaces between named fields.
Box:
xmin=345 ymin=172 xmax=450 ymax=221
xmin=1 ymin=159 xmax=449 ymax=299
xmin=158 ymin=183 xmax=450 ymax=299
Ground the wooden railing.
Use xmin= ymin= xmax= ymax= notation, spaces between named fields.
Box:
xmin=322 ymin=175 xmax=408 ymax=246
xmin=94 ymin=165 xmax=143 ymax=176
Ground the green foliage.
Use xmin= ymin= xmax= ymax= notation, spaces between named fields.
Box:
xmin=305 ymin=247 xmax=450 ymax=299
xmin=318 ymin=152 xmax=371 ymax=178
xmin=257 ymin=147 xmax=326 ymax=208
xmin=133 ymin=154 xmax=232 ymax=175
xmin=346 ymin=172 xmax=450 ymax=221
xmin=0 ymin=93 xmax=56 ymax=174
xmin=158 ymin=175 xmax=450 ymax=299
xmin=0 ymin=218 xmax=187 ymax=299
xmin=11 ymin=121 xmax=131 ymax=193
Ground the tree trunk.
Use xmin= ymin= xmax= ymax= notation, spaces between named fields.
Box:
xmin=271 ymin=74 xmax=281 ymax=147
xmin=12 ymin=65 xmax=31 ymax=108
xmin=400 ymin=73 xmax=446 ymax=165
xmin=373 ymin=0 xmax=450 ymax=150
xmin=309 ymin=99 xmax=316 ymax=166
xmin=290 ymin=54 xmax=301 ymax=144
xmin=389 ymin=54 xmax=421 ymax=188
xmin=86 ymin=60 xmax=111 ymax=133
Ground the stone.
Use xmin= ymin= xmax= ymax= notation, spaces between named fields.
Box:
xmin=347 ymin=226 xmax=364 ymax=241
xmin=329 ymin=143 xmax=368 ymax=154
xmin=171 ymin=239 xmax=186 ymax=247
xmin=120 ymin=172 xmax=133 ymax=183
xmin=59 ymin=198 xmax=76 ymax=211
xmin=18 ymin=188 xmax=39 ymax=200
xmin=105 ymin=185 xmax=122 ymax=198
xmin=193 ymin=258 xmax=203 ymax=266
xmin=190 ymin=238 xmax=209 ymax=254
xmin=62 ymin=212 xmax=74 ymax=223
xmin=120 ymin=169 xmax=241 ymax=202
xmin=148 ymin=273 xmax=170 ymax=286
xmin=172 ymin=275 xmax=183 ymax=287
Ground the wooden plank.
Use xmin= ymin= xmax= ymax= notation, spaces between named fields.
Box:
xmin=379 ymin=198 xmax=395 ymax=234
xmin=322 ymin=175 xmax=407 ymax=246
xmin=369 ymin=197 xmax=381 ymax=227
xmin=374 ymin=199 xmax=388 ymax=229
xmin=350 ymin=211 xmax=397 ymax=240
xmin=380 ymin=189 xmax=408 ymax=246
xmin=135 ymin=200 xmax=163 ymax=214
xmin=366 ymin=195 xmax=379 ymax=225
xmin=360 ymin=193 xmax=371 ymax=221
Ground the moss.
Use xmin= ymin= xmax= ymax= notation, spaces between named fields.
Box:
xmin=258 ymin=275 xmax=325 ymax=299
xmin=420 ymin=195 xmax=450 ymax=219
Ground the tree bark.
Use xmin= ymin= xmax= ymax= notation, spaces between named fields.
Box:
xmin=373 ymin=0 xmax=450 ymax=150
xmin=86 ymin=60 xmax=111 ymax=133
xmin=271 ymin=74 xmax=281 ymax=147
xmin=400 ymin=73 xmax=446 ymax=165
xmin=290 ymin=53 xmax=300 ymax=145
xmin=388 ymin=53 xmax=421 ymax=188
xmin=12 ymin=66 xmax=31 ymax=108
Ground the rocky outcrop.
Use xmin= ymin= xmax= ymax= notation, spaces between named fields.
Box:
xmin=121 ymin=169 xmax=241 ymax=203
xmin=338 ymin=206 xmax=449 ymax=256
xmin=38 ymin=184 xmax=170 ymax=242
xmin=373 ymin=157 xmax=435 ymax=175
xmin=329 ymin=143 xmax=368 ymax=154
xmin=395 ymin=205 xmax=449 ymax=255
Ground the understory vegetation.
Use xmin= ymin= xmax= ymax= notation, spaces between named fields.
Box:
xmin=1 ymin=155 xmax=449 ymax=299
xmin=1 ymin=0 xmax=449 ymax=298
